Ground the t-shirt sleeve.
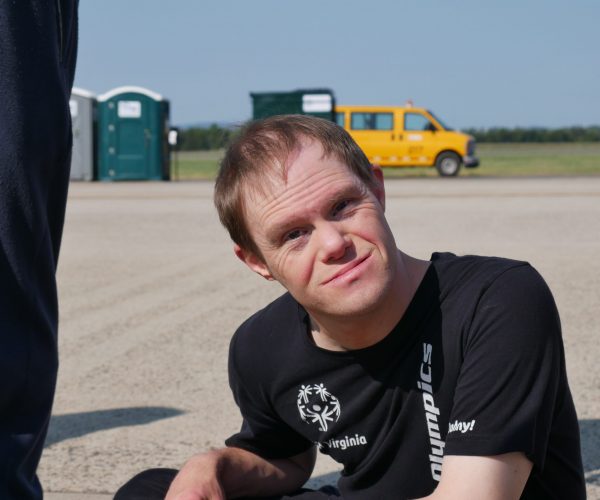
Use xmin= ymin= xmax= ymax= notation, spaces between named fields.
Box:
xmin=224 ymin=328 xmax=314 ymax=459
xmin=444 ymin=264 xmax=563 ymax=469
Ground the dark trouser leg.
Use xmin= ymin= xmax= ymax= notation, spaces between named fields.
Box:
xmin=114 ymin=469 xmax=178 ymax=500
xmin=0 ymin=1 xmax=78 ymax=499
xmin=115 ymin=468 xmax=340 ymax=500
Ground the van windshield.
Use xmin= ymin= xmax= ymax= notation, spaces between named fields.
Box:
xmin=427 ymin=110 xmax=453 ymax=131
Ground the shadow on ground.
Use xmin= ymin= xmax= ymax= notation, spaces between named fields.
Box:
xmin=45 ymin=406 xmax=184 ymax=447
xmin=580 ymin=419 xmax=600 ymax=484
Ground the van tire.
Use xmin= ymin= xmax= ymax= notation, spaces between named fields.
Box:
xmin=435 ymin=152 xmax=461 ymax=177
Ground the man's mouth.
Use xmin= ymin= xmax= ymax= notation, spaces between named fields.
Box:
xmin=322 ymin=252 xmax=372 ymax=285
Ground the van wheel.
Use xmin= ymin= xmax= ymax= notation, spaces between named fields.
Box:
xmin=435 ymin=152 xmax=461 ymax=177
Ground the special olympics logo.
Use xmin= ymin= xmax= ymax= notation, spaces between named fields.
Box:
xmin=297 ymin=383 xmax=341 ymax=432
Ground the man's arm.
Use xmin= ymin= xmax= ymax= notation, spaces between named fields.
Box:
xmin=165 ymin=445 xmax=316 ymax=500
xmin=416 ymin=453 xmax=532 ymax=500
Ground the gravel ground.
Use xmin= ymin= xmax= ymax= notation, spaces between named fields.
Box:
xmin=38 ymin=177 xmax=600 ymax=498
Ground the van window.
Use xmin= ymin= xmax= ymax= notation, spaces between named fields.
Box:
xmin=405 ymin=113 xmax=434 ymax=131
xmin=351 ymin=112 xmax=393 ymax=131
xmin=335 ymin=112 xmax=345 ymax=128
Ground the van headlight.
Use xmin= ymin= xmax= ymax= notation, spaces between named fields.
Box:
xmin=467 ymin=139 xmax=476 ymax=156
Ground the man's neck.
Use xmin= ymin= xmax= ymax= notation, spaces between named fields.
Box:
xmin=308 ymin=251 xmax=430 ymax=352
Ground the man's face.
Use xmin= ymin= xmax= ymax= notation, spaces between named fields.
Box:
xmin=236 ymin=140 xmax=399 ymax=321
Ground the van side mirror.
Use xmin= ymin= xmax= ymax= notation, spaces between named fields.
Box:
xmin=425 ymin=122 xmax=437 ymax=132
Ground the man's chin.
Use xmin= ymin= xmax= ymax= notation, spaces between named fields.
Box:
xmin=315 ymin=289 xmax=389 ymax=319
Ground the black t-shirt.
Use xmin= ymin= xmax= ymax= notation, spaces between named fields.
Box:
xmin=225 ymin=253 xmax=585 ymax=499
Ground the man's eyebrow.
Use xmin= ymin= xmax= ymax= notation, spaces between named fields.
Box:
xmin=327 ymin=181 xmax=368 ymax=203
xmin=264 ymin=214 xmax=305 ymax=243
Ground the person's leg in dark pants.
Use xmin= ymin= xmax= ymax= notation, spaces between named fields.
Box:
xmin=115 ymin=469 xmax=179 ymax=500
xmin=0 ymin=1 xmax=78 ymax=499
xmin=115 ymin=468 xmax=340 ymax=500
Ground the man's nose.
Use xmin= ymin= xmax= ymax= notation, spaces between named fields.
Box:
xmin=317 ymin=222 xmax=350 ymax=262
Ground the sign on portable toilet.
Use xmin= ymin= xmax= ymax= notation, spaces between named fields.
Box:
xmin=97 ymin=86 xmax=170 ymax=181
xmin=69 ymin=87 xmax=96 ymax=181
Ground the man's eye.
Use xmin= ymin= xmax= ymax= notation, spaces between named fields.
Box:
xmin=285 ymin=229 xmax=304 ymax=241
xmin=332 ymin=200 xmax=351 ymax=216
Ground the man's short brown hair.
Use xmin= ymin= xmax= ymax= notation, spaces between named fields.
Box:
xmin=214 ymin=114 xmax=376 ymax=256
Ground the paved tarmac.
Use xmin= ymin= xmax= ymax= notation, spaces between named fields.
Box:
xmin=38 ymin=177 xmax=600 ymax=498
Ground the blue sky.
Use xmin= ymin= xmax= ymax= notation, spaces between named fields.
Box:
xmin=75 ymin=1 xmax=600 ymax=129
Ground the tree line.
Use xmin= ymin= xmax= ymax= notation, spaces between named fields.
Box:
xmin=462 ymin=126 xmax=600 ymax=143
xmin=177 ymin=124 xmax=600 ymax=151
xmin=177 ymin=124 xmax=239 ymax=151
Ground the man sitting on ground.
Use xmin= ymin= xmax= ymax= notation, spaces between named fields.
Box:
xmin=116 ymin=115 xmax=585 ymax=500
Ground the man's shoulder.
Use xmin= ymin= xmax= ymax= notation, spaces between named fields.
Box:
xmin=237 ymin=291 xmax=299 ymax=333
xmin=430 ymin=252 xmax=536 ymax=294
xmin=429 ymin=252 xmax=559 ymax=344
xmin=431 ymin=251 xmax=530 ymax=275
xmin=229 ymin=292 xmax=302 ymax=359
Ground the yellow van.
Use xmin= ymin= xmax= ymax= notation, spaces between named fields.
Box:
xmin=335 ymin=104 xmax=479 ymax=176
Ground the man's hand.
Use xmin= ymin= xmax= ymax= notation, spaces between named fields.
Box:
xmin=165 ymin=446 xmax=316 ymax=500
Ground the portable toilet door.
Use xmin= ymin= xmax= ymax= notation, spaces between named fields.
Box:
xmin=69 ymin=87 xmax=96 ymax=181
xmin=97 ymin=86 xmax=170 ymax=181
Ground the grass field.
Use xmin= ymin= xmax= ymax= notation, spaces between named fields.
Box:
xmin=170 ymin=143 xmax=600 ymax=180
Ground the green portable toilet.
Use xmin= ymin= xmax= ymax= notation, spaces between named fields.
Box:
xmin=251 ymin=88 xmax=335 ymax=121
xmin=97 ymin=86 xmax=170 ymax=181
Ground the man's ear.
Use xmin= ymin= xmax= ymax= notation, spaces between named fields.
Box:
xmin=234 ymin=244 xmax=274 ymax=281
xmin=371 ymin=164 xmax=386 ymax=211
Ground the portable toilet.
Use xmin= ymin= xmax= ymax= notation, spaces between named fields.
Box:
xmin=250 ymin=88 xmax=335 ymax=121
xmin=97 ymin=86 xmax=170 ymax=181
xmin=69 ymin=87 xmax=96 ymax=181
